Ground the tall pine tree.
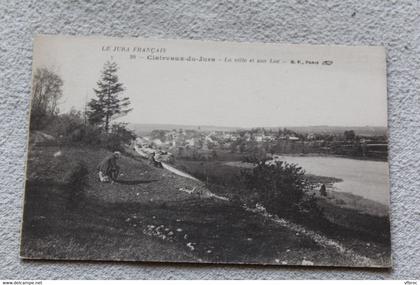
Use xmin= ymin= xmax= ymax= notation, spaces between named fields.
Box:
xmin=88 ymin=61 xmax=132 ymax=132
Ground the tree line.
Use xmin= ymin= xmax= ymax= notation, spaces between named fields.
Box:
xmin=30 ymin=61 xmax=135 ymax=151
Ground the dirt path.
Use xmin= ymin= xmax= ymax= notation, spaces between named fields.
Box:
xmin=244 ymin=205 xmax=382 ymax=267
xmin=161 ymin=162 xmax=200 ymax=182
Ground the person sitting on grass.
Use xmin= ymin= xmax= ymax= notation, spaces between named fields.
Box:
xmin=97 ymin=151 xmax=121 ymax=183
xmin=148 ymin=152 xmax=163 ymax=168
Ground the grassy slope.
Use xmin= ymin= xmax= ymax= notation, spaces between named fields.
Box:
xmin=21 ymin=146 xmax=387 ymax=266
xmin=174 ymin=159 xmax=391 ymax=263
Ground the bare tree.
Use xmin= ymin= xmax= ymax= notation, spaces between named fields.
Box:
xmin=30 ymin=68 xmax=63 ymax=130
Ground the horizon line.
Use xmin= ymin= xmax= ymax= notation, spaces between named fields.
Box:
xmin=127 ymin=122 xmax=388 ymax=129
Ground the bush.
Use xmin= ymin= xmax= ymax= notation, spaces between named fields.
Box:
xmin=241 ymin=160 xmax=308 ymax=214
xmin=43 ymin=110 xmax=83 ymax=141
xmin=42 ymin=110 xmax=135 ymax=151
xmin=99 ymin=123 xmax=136 ymax=152
xmin=65 ymin=161 xmax=89 ymax=209
xmin=66 ymin=161 xmax=89 ymax=190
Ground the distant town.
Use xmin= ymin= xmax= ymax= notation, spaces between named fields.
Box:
xmin=130 ymin=125 xmax=388 ymax=162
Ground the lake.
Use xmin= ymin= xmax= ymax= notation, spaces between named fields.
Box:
xmin=226 ymin=156 xmax=390 ymax=206
xmin=274 ymin=156 xmax=390 ymax=205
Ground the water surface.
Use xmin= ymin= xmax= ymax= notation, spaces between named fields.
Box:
xmin=274 ymin=156 xmax=390 ymax=205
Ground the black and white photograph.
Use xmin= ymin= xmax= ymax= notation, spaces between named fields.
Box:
xmin=21 ymin=35 xmax=391 ymax=268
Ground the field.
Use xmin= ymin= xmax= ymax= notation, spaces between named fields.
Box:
xmin=21 ymin=146 xmax=391 ymax=267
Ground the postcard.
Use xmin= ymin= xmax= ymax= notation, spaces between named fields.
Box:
xmin=21 ymin=35 xmax=391 ymax=267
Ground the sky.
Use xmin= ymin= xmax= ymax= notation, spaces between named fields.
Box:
xmin=32 ymin=35 xmax=388 ymax=128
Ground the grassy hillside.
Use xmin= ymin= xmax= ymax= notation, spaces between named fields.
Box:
xmin=21 ymin=146 xmax=390 ymax=266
